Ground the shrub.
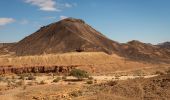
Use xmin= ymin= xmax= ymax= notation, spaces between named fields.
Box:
xmin=94 ymin=79 xmax=97 ymax=83
xmin=18 ymin=75 xmax=25 ymax=80
xmin=88 ymin=77 xmax=93 ymax=80
xmin=53 ymin=77 xmax=61 ymax=83
xmin=27 ymin=75 xmax=36 ymax=80
xmin=107 ymin=81 xmax=117 ymax=86
xmin=166 ymin=69 xmax=170 ymax=74
xmin=115 ymin=75 xmax=120 ymax=80
xmin=70 ymin=69 xmax=89 ymax=79
xmin=86 ymin=80 xmax=93 ymax=84
xmin=0 ymin=76 xmax=4 ymax=82
xmin=69 ymin=90 xmax=82 ymax=97
xmin=155 ymin=71 xmax=164 ymax=75
xmin=39 ymin=80 xmax=46 ymax=85
xmin=16 ymin=80 xmax=25 ymax=86
xmin=7 ymin=80 xmax=12 ymax=87
xmin=134 ymin=70 xmax=144 ymax=76
xmin=23 ymin=85 xmax=27 ymax=90
xmin=12 ymin=76 xmax=15 ymax=79
xmin=62 ymin=76 xmax=67 ymax=80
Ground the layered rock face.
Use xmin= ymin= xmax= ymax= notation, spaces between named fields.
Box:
xmin=0 ymin=65 xmax=78 ymax=74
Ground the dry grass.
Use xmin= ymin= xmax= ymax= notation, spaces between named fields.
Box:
xmin=0 ymin=52 xmax=169 ymax=75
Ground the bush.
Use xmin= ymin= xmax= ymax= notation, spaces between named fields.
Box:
xmin=16 ymin=80 xmax=25 ymax=86
xmin=0 ymin=76 xmax=4 ymax=82
xmin=23 ymin=85 xmax=27 ymax=90
xmin=70 ymin=69 xmax=89 ymax=79
xmin=18 ymin=75 xmax=25 ymax=80
xmin=53 ymin=77 xmax=61 ymax=83
xmin=69 ymin=90 xmax=82 ymax=97
xmin=39 ymin=80 xmax=46 ymax=85
xmin=62 ymin=76 xmax=67 ymax=80
xmin=155 ymin=71 xmax=164 ymax=75
xmin=107 ymin=81 xmax=117 ymax=86
xmin=166 ymin=69 xmax=170 ymax=74
xmin=86 ymin=80 xmax=93 ymax=84
xmin=88 ymin=77 xmax=93 ymax=80
xmin=27 ymin=75 xmax=36 ymax=80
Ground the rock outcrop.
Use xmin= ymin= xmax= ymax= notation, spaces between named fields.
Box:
xmin=0 ymin=65 xmax=78 ymax=74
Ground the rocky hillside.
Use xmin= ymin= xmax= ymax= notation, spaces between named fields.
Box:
xmin=0 ymin=43 xmax=15 ymax=55
xmin=157 ymin=42 xmax=170 ymax=50
xmin=120 ymin=40 xmax=170 ymax=62
xmin=12 ymin=18 xmax=119 ymax=56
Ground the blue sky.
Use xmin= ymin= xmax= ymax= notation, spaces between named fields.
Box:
xmin=0 ymin=0 xmax=170 ymax=44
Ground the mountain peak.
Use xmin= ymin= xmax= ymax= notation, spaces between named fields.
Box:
xmin=60 ymin=17 xmax=85 ymax=24
xmin=12 ymin=18 xmax=116 ymax=55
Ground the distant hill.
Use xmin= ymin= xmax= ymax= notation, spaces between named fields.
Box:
xmin=120 ymin=40 xmax=170 ymax=62
xmin=0 ymin=43 xmax=15 ymax=55
xmin=157 ymin=42 xmax=170 ymax=49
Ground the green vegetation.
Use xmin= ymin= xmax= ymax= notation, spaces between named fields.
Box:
xmin=86 ymin=80 xmax=93 ymax=84
xmin=70 ymin=69 xmax=89 ymax=79
xmin=88 ymin=76 xmax=93 ymax=80
xmin=39 ymin=80 xmax=46 ymax=85
xmin=62 ymin=76 xmax=67 ymax=80
xmin=155 ymin=71 xmax=164 ymax=75
xmin=18 ymin=75 xmax=25 ymax=80
xmin=53 ymin=77 xmax=61 ymax=83
xmin=0 ymin=76 xmax=4 ymax=82
xmin=107 ymin=81 xmax=117 ymax=86
xmin=27 ymin=75 xmax=36 ymax=80
xmin=69 ymin=90 xmax=83 ymax=97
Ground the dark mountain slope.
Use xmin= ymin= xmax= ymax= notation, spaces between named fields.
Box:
xmin=12 ymin=18 xmax=119 ymax=56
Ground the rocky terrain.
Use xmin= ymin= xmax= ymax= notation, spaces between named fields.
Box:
xmin=0 ymin=71 xmax=169 ymax=100
xmin=0 ymin=18 xmax=170 ymax=100
xmin=121 ymin=40 xmax=170 ymax=62
xmin=85 ymin=74 xmax=170 ymax=100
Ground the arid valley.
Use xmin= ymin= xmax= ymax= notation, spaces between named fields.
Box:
xmin=0 ymin=18 xmax=169 ymax=100
xmin=0 ymin=0 xmax=170 ymax=100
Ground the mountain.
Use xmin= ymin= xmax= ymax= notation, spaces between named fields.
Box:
xmin=157 ymin=42 xmax=170 ymax=50
xmin=2 ymin=17 xmax=169 ymax=63
xmin=120 ymin=40 xmax=170 ymax=62
xmin=0 ymin=43 xmax=15 ymax=55
xmin=12 ymin=18 xmax=120 ymax=56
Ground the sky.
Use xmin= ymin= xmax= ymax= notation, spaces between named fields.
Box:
xmin=0 ymin=0 xmax=170 ymax=44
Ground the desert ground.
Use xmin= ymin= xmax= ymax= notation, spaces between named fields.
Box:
xmin=0 ymin=70 xmax=169 ymax=100
xmin=0 ymin=52 xmax=170 ymax=100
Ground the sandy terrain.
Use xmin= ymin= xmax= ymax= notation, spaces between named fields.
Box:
xmin=0 ymin=73 xmax=169 ymax=100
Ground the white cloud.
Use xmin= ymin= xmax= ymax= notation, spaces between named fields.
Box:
xmin=20 ymin=19 xmax=29 ymax=25
xmin=25 ymin=0 xmax=59 ymax=11
xmin=60 ymin=16 xmax=68 ymax=20
xmin=44 ymin=16 xmax=57 ymax=20
xmin=0 ymin=18 xmax=15 ymax=26
xmin=25 ymin=0 xmax=75 ymax=12
xmin=64 ymin=3 xmax=72 ymax=8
